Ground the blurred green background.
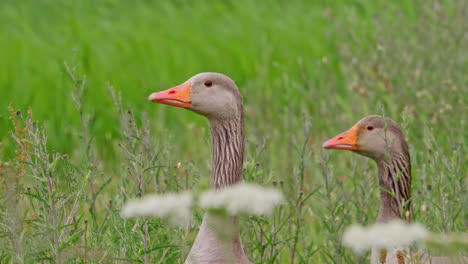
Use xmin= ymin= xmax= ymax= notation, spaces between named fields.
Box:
xmin=4 ymin=0 xmax=464 ymax=169
xmin=0 ymin=0 xmax=467 ymax=262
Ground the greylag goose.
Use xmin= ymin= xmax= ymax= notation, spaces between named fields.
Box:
xmin=149 ymin=73 xmax=250 ymax=264
xmin=323 ymin=115 xmax=466 ymax=264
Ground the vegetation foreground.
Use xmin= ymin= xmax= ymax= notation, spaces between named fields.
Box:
xmin=1 ymin=0 xmax=467 ymax=263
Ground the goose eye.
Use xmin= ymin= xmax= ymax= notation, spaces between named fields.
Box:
xmin=367 ymin=125 xmax=374 ymax=131
xmin=204 ymin=80 xmax=213 ymax=87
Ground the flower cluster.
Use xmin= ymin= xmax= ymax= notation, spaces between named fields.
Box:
xmin=121 ymin=183 xmax=283 ymax=225
xmin=121 ymin=192 xmax=192 ymax=226
xmin=342 ymin=220 xmax=428 ymax=253
xmin=199 ymin=183 xmax=284 ymax=215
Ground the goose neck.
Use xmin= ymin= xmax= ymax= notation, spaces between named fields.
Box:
xmin=209 ymin=116 xmax=244 ymax=189
xmin=376 ymin=155 xmax=412 ymax=222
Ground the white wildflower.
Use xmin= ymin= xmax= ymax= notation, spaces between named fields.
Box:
xmin=199 ymin=183 xmax=283 ymax=215
xmin=121 ymin=192 xmax=192 ymax=226
xmin=343 ymin=225 xmax=370 ymax=253
xmin=343 ymin=220 xmax=428 ymax=254
xmin=421 ymin=204 xmax=427 ymax=213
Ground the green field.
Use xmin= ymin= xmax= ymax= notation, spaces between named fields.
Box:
xmin=1 ymin=0 xmax=467 ymax=263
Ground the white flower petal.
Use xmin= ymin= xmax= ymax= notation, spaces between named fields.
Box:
xmin=121 ymin=192 xmax=192 ymax=226
xmin=343 ymin=220 xmax=428 ymax=253
xmin=199 ymin=183 xmax=283 ymax=215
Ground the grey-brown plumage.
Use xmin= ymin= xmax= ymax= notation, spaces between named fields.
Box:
xmin=358 ymin=116 xmax=413 ymax=222
xmin=210 ymin=117 xmax=244 ymax=189
xmin=323 ymin=115 xmax=413 ymax=222
xmin=149 ymin=72 xmax=250 ymax=264
xmin=188 ymin=112 xmax=249 ymax=264
xmin=323 ymin=115 xmax=467 ymax=264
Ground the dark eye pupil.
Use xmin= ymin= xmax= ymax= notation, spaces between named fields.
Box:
xmin=204 ymin=80 xmax=213 ymax=87
xmin=367 ymin=126 xmax=374 ymax=131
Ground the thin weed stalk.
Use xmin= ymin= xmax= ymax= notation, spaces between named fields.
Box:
xmin=290 ymin=113 xmax=313 ymax=264
xmin=319 ymin=151 xmax=344 ymax=264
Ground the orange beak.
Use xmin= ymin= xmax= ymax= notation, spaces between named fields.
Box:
xmin=322 ymin=125 xmax=359 ymax=150
xmin=148 ymin=81 xmax=191 ymax=108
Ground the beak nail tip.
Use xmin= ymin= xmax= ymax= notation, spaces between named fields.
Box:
xmin=148 ymin=93 xmax=158 ymax=102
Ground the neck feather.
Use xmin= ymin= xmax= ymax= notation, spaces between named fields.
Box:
xmin=186 ymin=108 xmax=249 ymax=263
xmin=376 ymin=152 xmax=412 ymax=222
xmin=209 ymin=115 xmax=244 ymax=189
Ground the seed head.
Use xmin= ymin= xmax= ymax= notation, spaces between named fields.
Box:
xmin=421 ymin=204 xmax=427 ymax=213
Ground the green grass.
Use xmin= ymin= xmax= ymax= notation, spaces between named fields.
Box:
xmin=1 ymin=0 xmax=467 ymax=263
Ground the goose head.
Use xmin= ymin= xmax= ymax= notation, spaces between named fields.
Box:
xmin=148 ymin=72 xmax=242 ymax=120
xmin=322 ymin=115 xmax=407 ymax=161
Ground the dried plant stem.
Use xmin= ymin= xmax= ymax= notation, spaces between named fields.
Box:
xmin=158 ymin=247 xmax=171 ymax=264
xmin=431 ymin=150 xmax=448 ymax=233
xmin=65 ymin=60 xmax=97 ymax=216
xmin=143 ymin=221 xmax=149 ymax=264
xmin=45 ymin=170 xmax=62 ymax=264
xmin=320 ymin=153 xmax=343 ymax=264
xmin=290 ymin=114 xmax=312 ymax=264
xmin=269 ymin=205 xmax=282 ymax=260
xmin=64 ymin=60 xmax=88 ymax=153
xmin=18 ymin=118 xmax=64 ymax=264
xmin=250 ymin=217 xmax=265 ymax=263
